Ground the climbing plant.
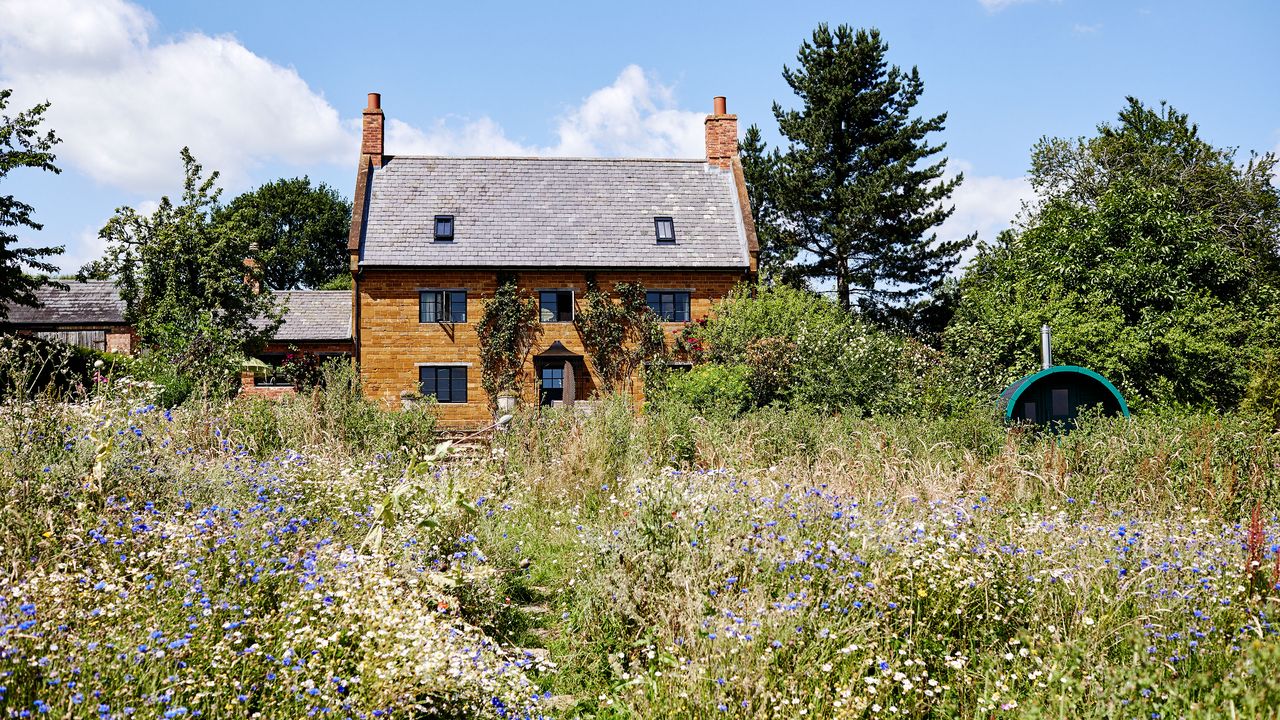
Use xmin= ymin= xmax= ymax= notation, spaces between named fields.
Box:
xmin=575 ymin=279 xmax=666 ymax=393
xmin=478 ymin=277 xmax=538 ymax=407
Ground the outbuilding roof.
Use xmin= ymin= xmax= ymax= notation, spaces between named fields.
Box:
xmin=1 ymin=281 xmax=127 ymax=326
xmin=258 ymin=291 xmax=352 ymax=341
xmin=357 ymin=156 xmax=751 ymax=269
xmin=5 ymin=283 xmax=350 ymax=342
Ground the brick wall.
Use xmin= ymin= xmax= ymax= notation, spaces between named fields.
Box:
xmin=356 ymin=268 xmax=744 ymax=425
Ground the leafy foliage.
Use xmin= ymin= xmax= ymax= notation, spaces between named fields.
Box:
xmin=948 ymin=99 xmax=1280 ymax=409
xmin=215 ymin=177 xmax=352 ymax=290
xmin=684 ymin=284 xmax=907 ymax=413
xmin=280 ymin=346 xmax=323 ymax=391
xmin=659 ymin=363 xmax=754 ymax=416
xmin=0 ymin=88 xmax=64 ymax=319
xmin=744 ymin=26 xmax=969 ymax=320
xmin=574 ymin=279 xmax=665 ymax=394
xmin=87 ymin=148 xmax=282 ymax=397
xmin=0 ymin=333 xmax=132 ymax=401
xmin=478 ymin=277 xmax=537 ymax=404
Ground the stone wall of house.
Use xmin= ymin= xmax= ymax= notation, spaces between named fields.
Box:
xmin=356 ymin=268 xmax=745 ymax=426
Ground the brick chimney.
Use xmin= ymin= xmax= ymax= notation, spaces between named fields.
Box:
xmin=362 ymin=92 xmax=384 ymax=167
xmin=704 ymin=96 xmax=738 ymax=170
xmin=243 ymin=242 xmax=261 ymax=293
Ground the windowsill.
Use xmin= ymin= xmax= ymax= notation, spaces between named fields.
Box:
xmin=540 ymin=320 xmax=575 ymax=324
xmin=418 ymin=322 xmax=468 ymax=326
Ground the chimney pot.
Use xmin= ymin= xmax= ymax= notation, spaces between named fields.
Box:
xmin=367 ymin=92 xmax=381 ymax=110
xmin=713 ymin=96 xmax=727 ymax=115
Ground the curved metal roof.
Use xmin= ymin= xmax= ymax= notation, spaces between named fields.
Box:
xmin=1000 ymin=365 xmax=1130 ymax=421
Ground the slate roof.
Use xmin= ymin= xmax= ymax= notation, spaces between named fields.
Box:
xmin=264 ymin=291 xmax=352 ymax=341
xmin=5 ymin=283 xmax=350 ymax=342
xmin=358 ymin=157 xmax=751 ymax=269
xmin=1 ymin=281 xmax=127 ymax=326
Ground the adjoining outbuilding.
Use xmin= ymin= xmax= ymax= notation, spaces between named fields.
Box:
xmin=1 ymin=280 xmax=135 ymax=354
xmin=1001 ymin=325 xmax=1129 ymax=427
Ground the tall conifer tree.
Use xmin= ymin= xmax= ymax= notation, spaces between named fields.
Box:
xmin=751 ymin=25 xmax=968 ymax=320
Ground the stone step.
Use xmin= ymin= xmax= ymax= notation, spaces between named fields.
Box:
xmin=543 ymin=694 xmax=577 ymax=712
xmin=519 ymin=603 xmax=551 ymax=617
xmin=527 ymin=627 xmax=558 ymax=642
xmin=512 ymin=646 xmax=555 ymax=671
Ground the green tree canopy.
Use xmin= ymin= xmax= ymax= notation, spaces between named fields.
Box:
xmin=947 ymin=98 xmax=1280 ymax=409
xmin=215 ymin=177 xmax=351 ymax=290
xmin=88 ymin=148 xmax=281 ymax=387
xmin=0 ymin=89 xmax=64 ymax=319
xmin=743 ymin=25 xmax=969 ymax=321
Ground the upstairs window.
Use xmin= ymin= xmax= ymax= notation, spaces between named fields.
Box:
xmin=434 ymin=215 xmax=454 ymax=242
xmin=420 ymin=290 xmax=467 ymax=323
xmin=419 ymin=366 xmax=467 ymax=403
xmin=654 ymin=216 xmax=675 ymax=243
xmin=646 ymin=291 xmax=690 ymax=322
xmin=539 ymin=290 xmax=574 ymax=323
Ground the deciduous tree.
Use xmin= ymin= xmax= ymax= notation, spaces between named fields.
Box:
xmin=947 ymin=98 xmax=1280 ymax=408
xmin=90 ymin=148 xmax=281 ymax=393
xmin=216 ymin=177 xmax=351 ymax=290
xmin=0 ymin=89 xmax=64 ymax=319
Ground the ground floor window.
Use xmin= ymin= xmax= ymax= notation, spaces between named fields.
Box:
xmin=419 ymin=365 xmax=468 ymax=403
xmin=540 ymin=365 xmax=563 ymax=405
xmin=645 ymin=291 xmax=690 ymax=322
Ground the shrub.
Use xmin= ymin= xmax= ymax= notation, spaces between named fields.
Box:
xmin=686 ymin=284 xmax=906 ymax=413
xmin=1241 ymin=349 xmax=1280 ymax=426
xmin=660 ymin=363 xmax=753 ymax=416
xmin=0 ymin=333 xmax=133 ymax=401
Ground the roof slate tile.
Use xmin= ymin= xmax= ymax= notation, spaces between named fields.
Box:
xmin=359 ymin=157 xmax=750 ymax=269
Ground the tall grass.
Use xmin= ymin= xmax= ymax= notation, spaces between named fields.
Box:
xmin=3 ymin=380 xmax=1279 ymax=718
xmin=481 ymin=400 xmax=1280 ymax=718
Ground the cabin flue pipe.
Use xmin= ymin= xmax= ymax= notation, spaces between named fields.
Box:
xmin=1041 ymin=324 xmax=1052 ymax=370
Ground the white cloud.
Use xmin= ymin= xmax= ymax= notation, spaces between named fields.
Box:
xmin=1073 ymin=23 xmax=1103 ymax=34
xmin=0 ymin=0 xmax=351 ymax=194
xmin=978 ymin=0 xmax=1036 ymax=11
xmin=384 ymin=117 xmax=532 ymax=157
xmin=549 ymin=65 xmax=704 ymax=158
xmin=938 ymin=162 xmax=1034 ymax=271
xmin=0 ymin=0 xmax=705 ymax=195
xmin=381 ymin=64 xmax=704 ymax=159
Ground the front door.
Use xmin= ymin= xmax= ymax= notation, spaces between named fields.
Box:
xmin=540 ymin=365 xmax=564 ymax=406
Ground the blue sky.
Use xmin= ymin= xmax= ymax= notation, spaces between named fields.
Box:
xmin=2 ymin=0 xmax=1277 ymax=274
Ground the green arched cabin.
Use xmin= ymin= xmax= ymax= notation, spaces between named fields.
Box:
xmin=1001 ymin=365 xmax=1129 ymax=427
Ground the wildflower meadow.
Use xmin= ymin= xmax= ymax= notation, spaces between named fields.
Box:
xmin=3 ymin=377 xmax=1280 ymax=718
